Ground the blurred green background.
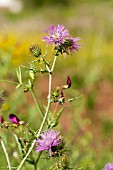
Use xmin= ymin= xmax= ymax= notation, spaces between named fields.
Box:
xmin=0 ymin=0 xmax=113 ymax=169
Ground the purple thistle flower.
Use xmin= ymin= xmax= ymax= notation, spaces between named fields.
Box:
xmin=36 ymin=129 xmax=61 ymax=156
xmin=42 ymin=25 xmax=69 ymax=46
xmin=68 ymin=37 xmax=81 ymax=53
xmin=9 ymin=114 xmax=20 ymax=124
xmin=62 ymin=37 xmax=81 ymax=54
xmin=103 ymin=163 xmax=113 ymax=170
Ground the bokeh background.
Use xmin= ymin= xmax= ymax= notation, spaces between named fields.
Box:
xmin=0 ymin=0 xmax=113 ymax=169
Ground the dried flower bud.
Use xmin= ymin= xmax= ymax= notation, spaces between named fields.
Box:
xmin=30 ymin=44 xmax=41 ymax=57
xmin=67 ymin=76 xmax=71 ymax=88
xmin=9 ymin=114 xmax=20 ymax=125
xmin=58 ymin=89 xmax=65 ymax=104
xmin=0 ymin=114 xmax=4 ymax=124
xmin=60 ymin=89 xmax=64 ymax=98
xmin=24 ymin=88 xmax=29 ymax=93
xmin=23 ymin=139 xmax=28 ymax=146
xmin=0 ymin=97 xmax=4 ymax=104
xmin=3 ymin=121 xmax=10 ymax=128
xmin=62 ymin=76 xmax=71 ymax=89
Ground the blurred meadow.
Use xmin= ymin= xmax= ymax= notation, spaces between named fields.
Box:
xmin=0 ymin=0 xmax=113 ymax=169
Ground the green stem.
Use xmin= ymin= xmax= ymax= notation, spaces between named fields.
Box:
xmin=17 ymin=56 xmax=57 ymax=170
xmin=0 ymin=80 xmax=19 ymax=85
xmin=35 ymin=151 xmax=42 ymax=165
xmin=0 ymin=137 xmax=11 ymax=170
xmin=34 ymin=163 xmax=37 ymax=170
xmin=17 ymin=139 xmax=36 ymax=170
xmin=30 ymin=89 xmax=44 ymax=120
xmin=51 ymin=56 xmax=57 ymax=72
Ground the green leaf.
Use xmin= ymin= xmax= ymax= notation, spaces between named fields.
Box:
xmin=49 ymin=107 xmax=64 ymax=128
xmin=66 ymin=95 xmax=83 ymax=103
xmin=16 ymin=67 xmax=22 ymax=85
xmin=16 ymin=84 xmax=21 ymax=89
xmin=55 ymin=107 xmax=64 ymax=122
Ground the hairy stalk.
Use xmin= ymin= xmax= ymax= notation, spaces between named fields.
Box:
xmin=17 ymin=56 xmax=57 ymax=170
xmin=0 ymin=138 xmax=11 ymax=170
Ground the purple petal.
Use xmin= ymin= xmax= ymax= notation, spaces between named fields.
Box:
xmin=103 ymin=163 xmax=113 ymax=170
xmin=42 ymin=25 xmax=69 ymax=46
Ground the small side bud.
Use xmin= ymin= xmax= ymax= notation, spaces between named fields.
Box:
xmin=3 ymin=121 xmax=10 ymax=128
xmin=29 ymin=69 xmax=35 ymax=81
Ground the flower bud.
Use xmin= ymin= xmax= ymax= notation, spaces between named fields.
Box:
xmin=9 ymin=114 xmax=20 ymax=125
xmin=29 ymin=69 xmax=35 ymax=81
xmin=30 ymin=44 xmax=41 ymax=57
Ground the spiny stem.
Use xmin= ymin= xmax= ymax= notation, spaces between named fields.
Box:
xmin=17 ymin=56 xmax=57 ymax=170
xmin=0 ymin=137 xmax=11 ymax=170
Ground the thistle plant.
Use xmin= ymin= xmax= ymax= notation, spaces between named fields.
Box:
xmin=0 ymin=25 xmax=81 ymax=170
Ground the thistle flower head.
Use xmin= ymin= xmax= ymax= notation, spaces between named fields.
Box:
xmin=36 ymin=129 xmax=61 ymax=156
xmin=62 ymin=37 xmax=81 ymax=54
xmin=9 ymin=114 xmax=20 ymax=124
xmin=67 ymin=37 xmax=81 ymax=52
xmin=42 ymin=25 xmax=69 ymax=46
xmin=29 ymin=44 xmax=41 ymax=57
xmin=103 ymin=163 xmax=113 ymax=170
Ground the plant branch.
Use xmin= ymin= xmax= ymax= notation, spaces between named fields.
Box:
xmin=0 ymin=80 xmax=19 ymax=85
xmin=35 ymin=151 xmax=42 ymax=166
xmin=17 ymin=56 xmax=57 ymax=170
xmin=30 ymin=89 xmax=44 ymax=120
xmin=0 ymin=137 xmax=11 ymax=170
